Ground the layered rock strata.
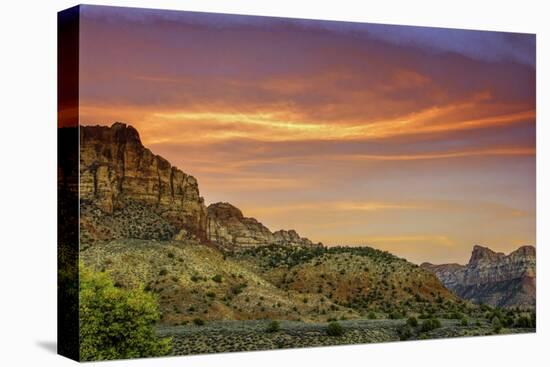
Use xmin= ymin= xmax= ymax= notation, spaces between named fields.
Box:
xmin=422 ymin=245 xmax=536 ymax=308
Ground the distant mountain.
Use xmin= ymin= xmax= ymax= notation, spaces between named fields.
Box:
xmin=422 ymin=245 xmax=536 ymax=308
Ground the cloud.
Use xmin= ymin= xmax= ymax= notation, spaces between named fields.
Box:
xmin=364 ymin=24 xmax=535 ymax=68
xmin=81 ymin=5 xmax=535 ymax=68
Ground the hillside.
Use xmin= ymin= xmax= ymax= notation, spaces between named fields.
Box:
xmin=81 ymin=239 xmax=469 ymax=325
xmin=81 ymin=240 xmax=356 ymax=324
xmin=234 ymin=245 xmax=462 ymax=315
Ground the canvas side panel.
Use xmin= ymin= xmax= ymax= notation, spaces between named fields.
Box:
xmin=57 ymin=5 xmax=80 ymax=362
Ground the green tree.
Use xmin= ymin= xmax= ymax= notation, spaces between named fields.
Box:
xmin=79 ymin=263 xmax=171 ymax=361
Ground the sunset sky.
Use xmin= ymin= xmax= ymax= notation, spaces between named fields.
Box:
xmin=76 ymin=5 xmax=535 ymax=264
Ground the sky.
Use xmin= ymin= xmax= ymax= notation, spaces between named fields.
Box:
xmin=75 ymin=5 xmax=536 ymax=264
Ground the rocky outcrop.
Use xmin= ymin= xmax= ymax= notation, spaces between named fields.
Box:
xmin=207 ymin=202 xmax=321 ymax=250
xmin=273 ymin=229 xmax=314 ymax=247
xmin=79 ymin=123 xmax=207 ymax=241
xmin=421 ymin=245 xmax=536 ymax=308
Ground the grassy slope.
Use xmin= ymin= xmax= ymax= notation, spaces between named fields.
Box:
xmin=81 ymin=241 xmax=468 ymax=325
xmin=234 ymin=245 xmax=461 ymax=317
xmin=80 ymin=240 xmax=356 ymax=325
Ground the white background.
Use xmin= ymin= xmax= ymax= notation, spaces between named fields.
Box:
xmin=0 ymin=0 xmax=547 ymax=366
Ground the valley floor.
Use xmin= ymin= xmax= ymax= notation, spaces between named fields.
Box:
xmin=157 ymin=318 xmax=534 ymax=356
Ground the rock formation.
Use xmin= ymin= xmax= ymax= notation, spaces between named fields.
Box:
xmin=206 ymin=202 xmax=320 ymax=250
xmin=79 ymin=123 xmax=321 ymax=250
xmin=79 ymin=123 xmax=207 ymax=241
xmin=422 ymin=245 xmax=536 ymax=308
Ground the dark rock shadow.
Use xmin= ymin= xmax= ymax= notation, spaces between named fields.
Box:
xmin=36 ymin=340 xmax=57 ymax=354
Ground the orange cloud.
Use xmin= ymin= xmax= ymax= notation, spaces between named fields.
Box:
xmin=83 ymin=104 xmax=533 ymax=145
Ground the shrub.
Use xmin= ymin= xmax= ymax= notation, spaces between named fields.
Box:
xmin=501 ymin=316 xmax=514 ymax=328
xmin=159 ymin=268 xmax=168 ymax=276
xmin=266 ymin=320 xmax=281 ymax=333
xmin=206 ymin=292 xmax=216 ymax=299
xmin=367 ymin=311 xmax=377 ymax=320
xmin=190 ymin=275 xmax=200 ymax=282
xmin=449 ymin=311 xmax=462 ymax=319
xmin=193 ymin=318 xmax=205 ymax=326
xmin=326 ymin=321 xmax=344 ymax=336
xmin=212 ymin=274 xmax=223 ymax=283
xmin=515 ymin=316 xmax=531 ymax=328
xmin=420 ymin=318 xmax=441 ymax=332
xmin=389 ymin=311 xmax=404 ymax=319
xmin=406 ymin=316 xmax=418 ymax=328
xmin=397 ymin=324 xmax=413 ymax=340
xmin=231 ymin=283 xmax=247 ymax=295
xmin=79 ymin=263 xmax=171 ymax=361
xmin=460 ymin=317 xmax=469 ymax=326
xmin=492 ymin=317 xmax=502 ymax=334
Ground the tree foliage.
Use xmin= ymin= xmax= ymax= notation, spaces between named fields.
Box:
xmin=79 ymin=263 xmax=171 ymax=361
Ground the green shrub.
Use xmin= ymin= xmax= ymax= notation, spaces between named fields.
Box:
xmin=420 ymin=318 xmax=441 ymax=332
xmin=212 ymin=274 xmax=223 ymax=283
xmin=448 ymin=311 xmax=461 ymax=319
xmin=79 ymin=263 xmax=171 ymax=361
xmin=406 ymin=316 xmax=418 ymax=328
xmin=231 ymin=283 xmax=247 ymax=295
xmin=389 ymin=311 xmax=404 ymax=319
xmin=397 ymin=324 xmax=413 ymax=340
xmin=159 ymin=268 xmax=168 ymax=276
xmin=515 ymin=316 xmax=531 ymax=328
xmin=367 ymin=311 xmax=377 ymax=320
xmin=266 ymin=320 xmax=281 ymax=333
xmin=460 ymin=317 xmax=468 ymax=326
xmin=492 ymin=317 xmax=502 ymax=334
xmin=193 ymin=318 xmax=205 ymax=326
xmin=326 ymin=321 xmax=344 ymax=336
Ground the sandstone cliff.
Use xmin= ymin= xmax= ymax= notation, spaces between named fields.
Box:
xmin=206 ymin=202 xmax=320 ymax=250
xmin=79 ymin=123 xmax=321 ymax=250
xmin=422 ymin=245 xmax=536 ymax=308
xmin=79 ymin=123 xmax=207 ymax=242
